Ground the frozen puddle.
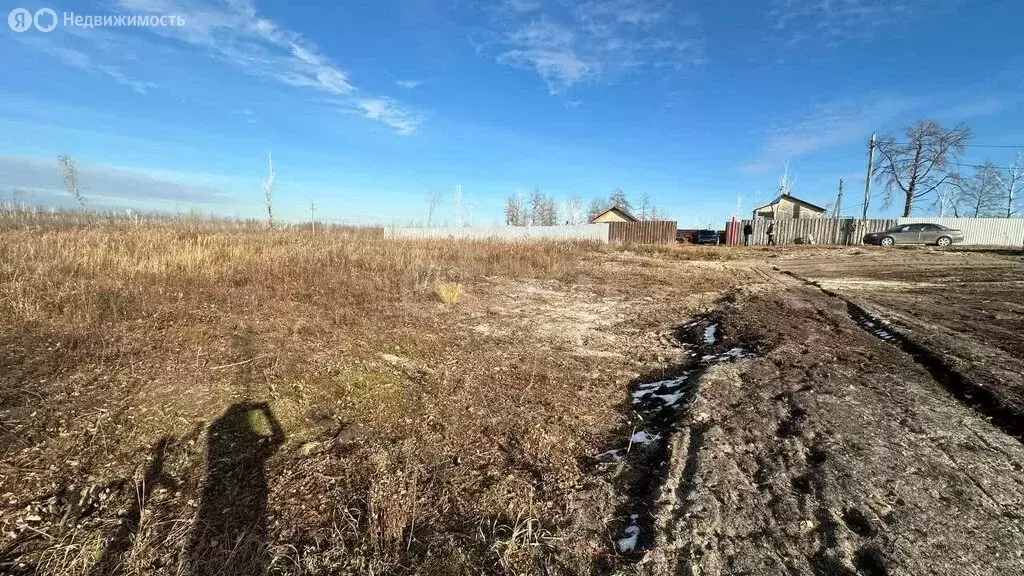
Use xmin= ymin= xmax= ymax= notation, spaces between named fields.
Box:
xmin=703 ymin=324 xmax=719 ymax=344
xmin=618 ymin=515 xmax=641 ymax=552
xmin=701 ymin=347 xmax=750 ymax=363
xmin=631 ymin=374 xmax=691 ymax=404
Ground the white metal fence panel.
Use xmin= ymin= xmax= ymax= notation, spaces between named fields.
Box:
xmin=897 ymin=217 xmax=1024 ymax=247
xmin=384 ymin=223 xmax=611 ymax=242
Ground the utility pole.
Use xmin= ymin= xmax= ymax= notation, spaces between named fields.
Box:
xmin=833 ymin=179 xmax=844 ymax=218
xmin=861 ymin=133 xmax=875 ymax=221
xmin=310 ymin=199 xmax=316 ymax=234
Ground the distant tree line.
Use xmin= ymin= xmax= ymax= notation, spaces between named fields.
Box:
xmin=505 ymin=188 xmax=667 ymax=226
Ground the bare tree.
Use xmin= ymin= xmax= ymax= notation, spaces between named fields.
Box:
xmin=563 ymin=195 xmax=582 ymax=225
xmin=995 ymin=150 xmax=1023 ymax=218
xmin=57 ymin=154 xmax=85 ymax=205
xmin=427 ymin=189 xmax=444 ymax=227
xmin=454 ymin=183 xmax=463 ymax=227
xmin=528 ymin=188 xmax=545 ymax=225
xmin=609 ymin=188 xmax=631 ymax=213
xmin=951 ymin=162 xmax=1004 ymax=217
xmin=778 ymin=161 xmax=796 ymax=197
xmin=874 ymin=120 xmax=970 ymax=217
xmin=505 ymin=192 xmax=524 ymax=226
xmin=937 ymin=182 xmax=959 ymax=218
xmin=262 ymin=152 xmax=275 ymax=226
xmin=539 ymin=195 xmax=558 ymax=225
xmin=586 ymin=198 xmax=605 ymax=221
xmin=638 ymin=193 xmax=650 ymax=220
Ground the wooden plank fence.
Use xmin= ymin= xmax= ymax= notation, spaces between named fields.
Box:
xmin=736 ymin=218 xmax=898 ymax=246
xmin=608 ymin=221 xmax=677 ymax=244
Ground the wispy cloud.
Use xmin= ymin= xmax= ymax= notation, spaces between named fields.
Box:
xmin=354 ymin=98 xmax=422 ymax=136
xmin=768 ymin=0 xmax=946 ymax=47
xmin=739 ymin=96 xmax=919 ymax=173
xmin=940 ymin=97 xmax=1006 ymax=120
xmin=0 ymin=155 xmax=237 ymax=205
xmin=22 ymin=0 xmax=420 ymax=135
xmin=17 ymin=36 xmax=153 ymax=94
xmin=482 ymin=0 xmax=704 ymax=94
xmin=396 ymin=79 xmax=424 ymax=89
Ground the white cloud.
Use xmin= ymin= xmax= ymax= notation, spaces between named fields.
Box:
xmin=396 ymin=79 xmax=424 ymax=89
xmin=739 ymin=97 xmax=919 ymax=173
xmin=22 ymin=0 xmax=420 ymax=135
xmin=354 ymin=98 xmax=422 ymax=136
xmin=768 ymin=0 xmax=945 ymax=47
xmin=114 ymin=0 xmax=358 ymax=95
xmin=483 ymin=0 xmax=703 ymax=94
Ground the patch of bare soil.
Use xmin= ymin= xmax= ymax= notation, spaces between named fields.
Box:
xmin=779 ymin=247 xmax=1024 ymax=437
xmin=640 ymin=274 xmax=1024 ymax=575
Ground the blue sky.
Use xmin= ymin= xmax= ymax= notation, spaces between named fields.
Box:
xmin=1 ymin=0 xmax=1022 ymax=225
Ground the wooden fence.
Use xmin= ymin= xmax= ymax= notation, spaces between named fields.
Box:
xmin=608 ymin=221 xmax=677 ymax=244
xmin=735 ymin=218 xmax=898 ymax=246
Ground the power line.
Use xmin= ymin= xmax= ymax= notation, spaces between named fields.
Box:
xmin=890 ymin=142 xmax=1024 ymax=149
xmin=956 ymin=162 xmax=1019 ymax=170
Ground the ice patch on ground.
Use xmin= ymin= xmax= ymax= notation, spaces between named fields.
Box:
xmin=595 ymin=448 xmax=626 ymax=462
xmin=703 ymin=324 xmax=718 ymax=344
xmin=652 ymin=391 xmax=686 ymax=406
xmin=630 ymin=430 xmax=659 ymax=444
xmin=618 ymin=516 xmax=640 ymax=552
xmin=632 ymin=374 xmax=691 ymax=404
xmin=701 ymin=347 xmax=749 ymax=364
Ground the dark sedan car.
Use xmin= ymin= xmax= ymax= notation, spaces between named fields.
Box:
xmin=695 ymin=229 xmax=720 ymax=245
xmin=864 ymin=223 xmax=964 ymax=247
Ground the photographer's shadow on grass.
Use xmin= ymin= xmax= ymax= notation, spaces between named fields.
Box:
xmin=188 ymin=402 xmax=285 ymax=576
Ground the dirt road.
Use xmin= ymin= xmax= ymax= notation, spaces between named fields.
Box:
xmin=637 ymin=249 xmax=1024 ymax=575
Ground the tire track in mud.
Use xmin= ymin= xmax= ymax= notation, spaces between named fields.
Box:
xmin=590 ymin=312 xmax=756 ymax=561
xmin=775 ymin=266 xmax=1024 ymax=442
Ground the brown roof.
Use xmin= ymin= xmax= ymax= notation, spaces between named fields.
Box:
xmin=753 ymin=194 xmax=827 ymax=214
xmin=590 ymin=206 xmax=639 ymax=222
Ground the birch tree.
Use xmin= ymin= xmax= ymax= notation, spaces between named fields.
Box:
xmin=427 ymin=189 xmax=443 ymax=226
xmin=58 ymin=154 xmax=85 ymax=205
xmin=874 ymin=120 xmax=970 ymax=216
xmin=564 ymin=195 xmax=582 ymax=225
xmin=952 ymin=162 xmax=1003 ymax=217
xmin=995 ymin=150 xmax=1023 ymax=217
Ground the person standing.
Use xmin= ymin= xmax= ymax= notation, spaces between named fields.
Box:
xmin=766 ymin=221 xmax=776 ymax=246
xmin=743 ymin=222 xmax=753 ymax=245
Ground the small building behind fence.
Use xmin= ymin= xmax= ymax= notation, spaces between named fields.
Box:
xmin=752 ymin=194 xmax=827 ymax=220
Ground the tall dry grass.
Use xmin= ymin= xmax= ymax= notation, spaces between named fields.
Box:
xmin=0 ymin=218 xmax=616 ymax=575
xmin=0 ymin=225 xmax=598 ymax=329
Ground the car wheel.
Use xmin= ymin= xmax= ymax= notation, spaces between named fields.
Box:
xmin=880 ymin=236 xmax=895 ymax=247
xmin=936 ymin=236 xmax=952 ymax=247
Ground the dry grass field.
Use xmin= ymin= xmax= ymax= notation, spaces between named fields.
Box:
xmin=2 ymin=216 xmax=1022 ymax=576
xmin=0 ymin=219 xmax=751 ymax=575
